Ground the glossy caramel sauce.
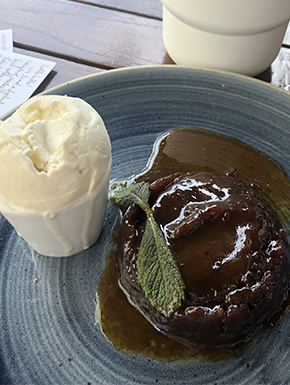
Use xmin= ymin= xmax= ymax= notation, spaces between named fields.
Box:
xmin=151 ymin=173 xmax=263 ymax=308
xmin=97 ymin=126 xmax=290 ymax=362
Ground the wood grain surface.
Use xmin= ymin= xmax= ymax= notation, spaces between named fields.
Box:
xmin=3 ymin=0 xmax=167 ymax=68
xmin=75 ymin=0 xmax=163 ymax=18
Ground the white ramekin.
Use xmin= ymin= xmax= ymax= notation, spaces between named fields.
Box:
xmin=0 ymin=165 xmax=111 ymax=257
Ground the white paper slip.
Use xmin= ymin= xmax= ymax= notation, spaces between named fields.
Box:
xmin=0 ymin=30 xmax=13 ymax=52
xmin=0 ymin=50 xmax=56 ymax=117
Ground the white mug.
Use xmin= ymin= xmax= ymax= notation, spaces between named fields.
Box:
xmin=161 ymin=0 xmax=290 ymax=76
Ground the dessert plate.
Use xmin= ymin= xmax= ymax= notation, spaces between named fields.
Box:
xmin=1 ymin=65 xmax=290 ymax=385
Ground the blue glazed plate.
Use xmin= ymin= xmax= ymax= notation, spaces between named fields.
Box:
xmin=1 ymin=66 xmax=290 ymax=385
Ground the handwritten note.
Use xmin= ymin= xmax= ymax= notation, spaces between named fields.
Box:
xmin=0 ymin=30 xmax=56 ymax=117
xmin=0 ymin=30 xmax=13 ymax=52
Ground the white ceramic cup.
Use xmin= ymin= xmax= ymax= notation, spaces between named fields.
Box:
xmin=161 ymin=0 xmax=290 ymax=76
xmin=0 ymin=166 xmax=111 ymax=257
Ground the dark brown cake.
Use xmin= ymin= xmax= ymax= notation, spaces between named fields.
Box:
xmin=117 ymin=172 xmax=290 ymax=348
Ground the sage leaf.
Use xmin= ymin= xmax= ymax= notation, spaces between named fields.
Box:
xmin=137 ymin=214 xmax=186 ymax=318
xmin=110 ymin=181 xmax=186 ymax=317
xmin=110 ymin=181 xmax=151 ymax=214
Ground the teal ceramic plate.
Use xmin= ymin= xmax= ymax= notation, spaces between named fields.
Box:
xmin=1 ymin=66 xmax=290 ymax=385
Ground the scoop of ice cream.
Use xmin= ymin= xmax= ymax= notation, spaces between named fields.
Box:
xmin=0 ymin=95 xmax=111 ymax=212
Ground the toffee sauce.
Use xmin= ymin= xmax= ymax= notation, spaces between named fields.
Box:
xmin=97 ymin=126 xmax=290 ymax=362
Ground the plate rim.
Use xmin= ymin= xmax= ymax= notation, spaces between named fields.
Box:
xmin=2 ymin=64 xmax=289 ymax=122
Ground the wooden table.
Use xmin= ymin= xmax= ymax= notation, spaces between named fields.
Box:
xmin=1 ymin=0 xmax=290 ymax=93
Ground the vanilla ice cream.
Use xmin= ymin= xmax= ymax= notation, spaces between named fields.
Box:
xmin=0 ymin=95 xmax=112 ymax=256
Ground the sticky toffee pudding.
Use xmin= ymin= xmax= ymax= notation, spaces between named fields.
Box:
xmin=97 ymin=126 xmax=290 ymax=360
xmin=118 ymin=171 xmax=290 ymax=348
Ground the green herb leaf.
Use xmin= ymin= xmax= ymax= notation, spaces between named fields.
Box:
xmin=110 ymin=181 xmax=186 ymax=317
xmin=110 ymin=181 xmax=151 ymax=214
xmin=137 ymin=214 xmax=186 ymax=317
